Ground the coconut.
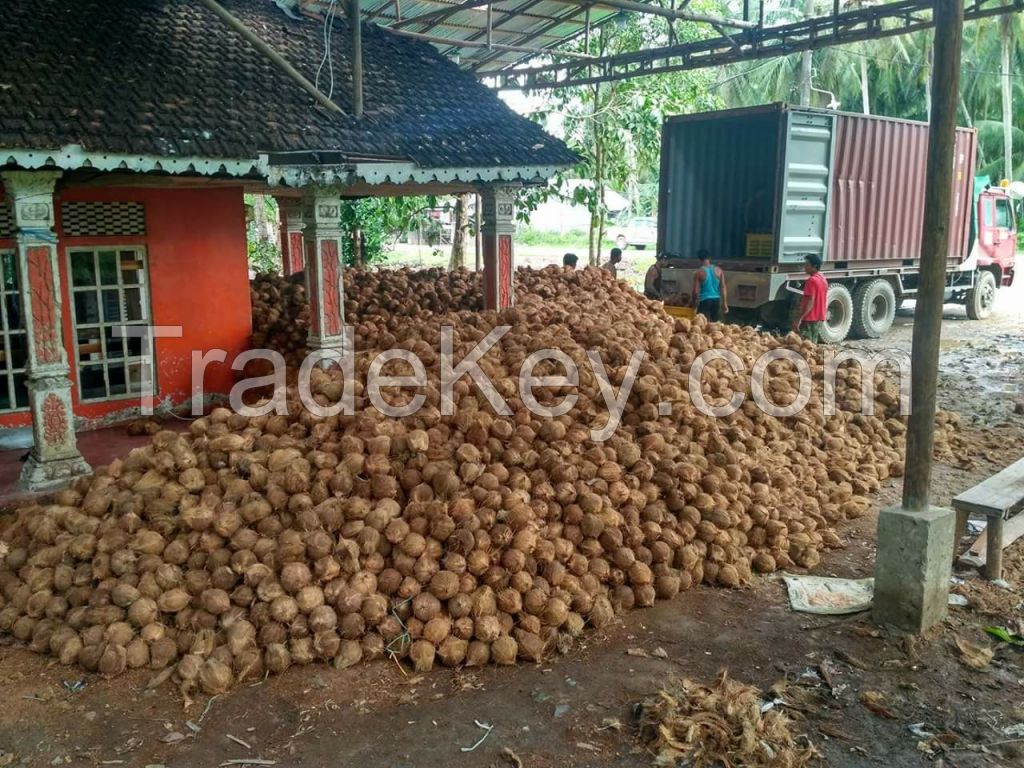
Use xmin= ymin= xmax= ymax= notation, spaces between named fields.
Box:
xmin=465 ymin=640 xmax=491 ymax=667
xmin=409 ymin=639 xmax=435 ymax=673
xmin=437 ymin=636 xmax=468 ymax=667
xmin=125 ymin=637 xmax=150 ymax=668
xmin=334 ymin=640 xmax=362 ymax=670
xmin=491 ymin=635 xmax=518 ymax=665
xmin=422 ymin=616 xmax=451 ymax=646
xmin=157 ymin=589 xmax=191 ymax=613
xmin=264 ymin=644 xmax=291 ymax=674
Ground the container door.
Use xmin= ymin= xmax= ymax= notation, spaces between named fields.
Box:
xmin=777 ymin=111 xmax=835 ymax=264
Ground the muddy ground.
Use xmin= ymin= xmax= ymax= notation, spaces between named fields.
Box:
xmin=0 ymin=280 xmax=1021 ymax=768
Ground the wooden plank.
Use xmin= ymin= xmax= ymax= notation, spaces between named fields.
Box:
xmin=959 ymin=513 xmax=1024 ymax=566
xmin=952 ymin=455 xmax=1024 ymax=518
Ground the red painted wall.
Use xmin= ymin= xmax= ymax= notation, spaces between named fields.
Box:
xmin=0 ymin=184 xmax=252 ymax=428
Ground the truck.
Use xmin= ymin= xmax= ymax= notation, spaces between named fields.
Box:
xmin=656 ymin=103 xmax=1018 ymax=341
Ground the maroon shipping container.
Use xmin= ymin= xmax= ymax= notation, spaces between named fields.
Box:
xmin=658 ymin=103 xmax=977 ymax=268
xmin=829 ymin=114 xmax=976 ymax=266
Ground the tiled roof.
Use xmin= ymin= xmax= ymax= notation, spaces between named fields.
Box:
xmin=0 ymin=0 xmax=577 ymax=171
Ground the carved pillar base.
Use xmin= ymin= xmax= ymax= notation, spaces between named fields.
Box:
xmin=481 ymin=187 xmax=516 ymax=311
xmin=302 ymin=190 xmax=346 ymax=356
xmin=22 ymin=454 xmax=93 ymax=493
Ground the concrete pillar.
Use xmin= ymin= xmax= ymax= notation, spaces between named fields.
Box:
xmin=301 ymin=190 xmax=345 ymax=355
xmin=480 ymin=186 xmax=516 ymax=311
xmin=278 ymin=197 xmax=305 ymax=276
xmin=873 ymin=506 xmax=955 ymax=633
xmin=1 ymin=170 xmax=90 ymax=491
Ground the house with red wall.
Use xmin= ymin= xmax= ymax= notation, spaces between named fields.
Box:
xmin=0 ymin=0 xmax=576 ymax=491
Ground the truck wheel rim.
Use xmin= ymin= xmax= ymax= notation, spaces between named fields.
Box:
xmin=981 ymin=283 xmax=995 ymax=309
xmin=871 ymin=296 xmax=888 ymax=323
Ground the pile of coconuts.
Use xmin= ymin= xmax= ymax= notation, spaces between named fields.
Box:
xmin=249 ymin=267 xmax=483 ymax=367
xmin=0 ymin=266 xmax=965 ymax=697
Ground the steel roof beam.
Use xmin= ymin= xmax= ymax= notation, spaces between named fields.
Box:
xmin=389 ymin=26 xmax=597 ymax=57
xmin=391 ymin=0 xmax=756 ymax=32
xmin=491 ymin=0 xmax=1024 ymax=87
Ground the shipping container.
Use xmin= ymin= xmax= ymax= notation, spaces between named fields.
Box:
xmin=657 ymin=103 xmax=1017 ymax=341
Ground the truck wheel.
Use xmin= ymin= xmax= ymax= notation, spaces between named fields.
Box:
xmin=821 ymin=284 xmax=854 ymax=343
xmin=965 ymin=270 xmax=997 ymax=320
xmin=851 ymin=279 xmax=897 ymax=338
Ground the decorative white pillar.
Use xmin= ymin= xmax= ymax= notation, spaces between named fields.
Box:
xmin=1 ymin=171 xmax=90 ymax=491
xmin=277 ymin=197 xmax=305 ymax=276
xmin=480 ymin=186 xmax=516 ymax=310
xmin=301 ymin=189 xmax=345 ymax=355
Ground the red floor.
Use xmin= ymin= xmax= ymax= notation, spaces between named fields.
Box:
xmin=0 ymin=419 xmax=191 ymax=510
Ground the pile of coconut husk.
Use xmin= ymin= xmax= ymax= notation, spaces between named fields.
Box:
xmin=636 ymin=671 xmax=819 ymax=767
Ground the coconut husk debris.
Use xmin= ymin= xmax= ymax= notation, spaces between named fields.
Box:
xmin=636 ymin=671 xmax=818 ymax=767
xmin=0 ymin=266 xmax=965 ymax=695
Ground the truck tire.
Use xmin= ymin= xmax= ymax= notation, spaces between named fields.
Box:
xmin=851 ymin=279 xmax=897 ymax=338
xmin=965 ymin=270 xmax=997 ymax=320
xmin=820 ymin=284 xmax=854 ymax=343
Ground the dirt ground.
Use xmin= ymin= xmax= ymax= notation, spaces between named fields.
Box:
xmin=0 ymin=280 xmax=1021 ymax=768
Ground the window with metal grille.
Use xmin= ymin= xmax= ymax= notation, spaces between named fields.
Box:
xmin=67 ymin=248 xmax=153 ymax=402
xmin=0 ymin=251 xmax=29 ymax=412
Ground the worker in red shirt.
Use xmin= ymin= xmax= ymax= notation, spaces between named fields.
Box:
xmin=793 ymin=254 xmax=828 ymax=342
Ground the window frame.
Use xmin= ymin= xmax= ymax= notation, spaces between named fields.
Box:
xmin=0 ymin=249 xmax=29 ymax=413
xmin=982 ymin=197 xmax=995 ymax=228
xmin=994 ymin=197 xmax=1014 ymax=230
xmin=65 ymin=245 xmax=156 ymax=403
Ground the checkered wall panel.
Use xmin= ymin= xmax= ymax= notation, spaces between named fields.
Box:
xmin=61 ymin=202 xmax=146 ymax=237
xmin=0 ymin=200 xmax=12 ymax=238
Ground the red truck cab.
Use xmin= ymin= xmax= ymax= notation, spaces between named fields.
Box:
xmin=975 ymin=186 xmax=1017 ymax=285
xmin=962 ymin=185 xmax=1017 ymax=320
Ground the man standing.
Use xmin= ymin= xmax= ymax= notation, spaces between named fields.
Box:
xmin=691 ymin=250 xmax=728 ymax=321
xmin=793 ymin=254 xmax=828 ymax=342
xmin=602 ymin=247 xmax=623 ymax=277
xmin=563 ymin=253 xmax=579 ymax=269
xmin=644 ymin=258 xmax=666 ymax=300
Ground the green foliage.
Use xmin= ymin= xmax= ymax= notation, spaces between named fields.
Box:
xmin=516 ymin=228 xmax=614 ymax=248
xmin=718 ymin=4 xmax=1024 ymax=181
xmin=244 ymin=194 xmax=282 ymax=274
xmin=339 ymin=196 xmax=437 ymax=265
xmin=520 ymin=11 xmax=723 ymax=262
xmin=247 ymin=239 xmax=281 ymax=274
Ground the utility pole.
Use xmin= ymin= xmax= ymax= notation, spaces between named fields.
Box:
xmin=798 ymin=0 xmax=815 ymax=106
xmin=873 ymin=0 xmax=964 ymax=633
xmin=351 ymin=0 xmax=364 ymax=119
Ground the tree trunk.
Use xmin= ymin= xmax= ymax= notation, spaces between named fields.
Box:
xmin=252 ymin=194 xmax=269 ymax=241
xmin=352 ymin=229 xmax=364 ymax=266
xmin=449 ymin=193 xmax=470 ymax=270
xmin=923 ymin=38 xmax=932 ymax=121
xmin=1000 ymin=16 xmax=1013 ymax=180
xmin=474 ymin=193 xmax=482 ymax=271
xmin=589 ymin=83 xmax=604 ymax=267
xmin=859 ymin=53 xmax=870 ymax=114
xmin=798 ymin=0 xmax=814 ymax=106
xmin=959 ymin=92 xmax=973 ymax=128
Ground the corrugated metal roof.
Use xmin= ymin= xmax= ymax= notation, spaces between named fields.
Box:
xmin=289 ymin=0 xmax=621 ymax=74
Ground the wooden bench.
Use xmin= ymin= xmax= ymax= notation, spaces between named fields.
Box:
xmin=952 ymin=455 xmax=1024 ymax=580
